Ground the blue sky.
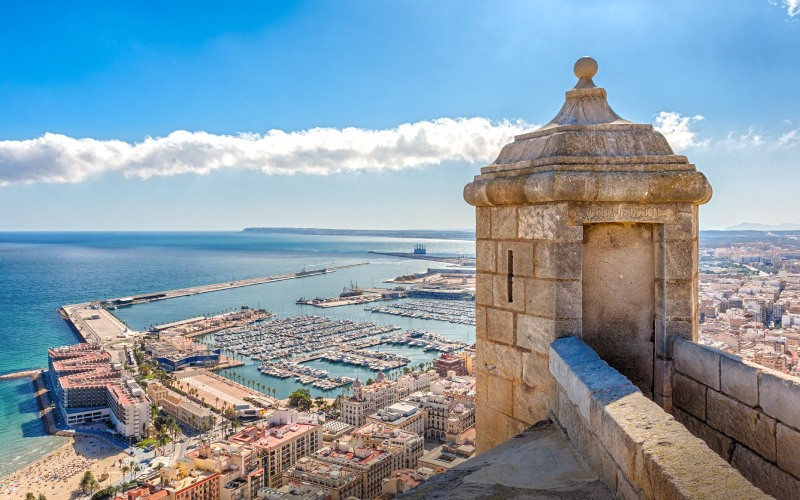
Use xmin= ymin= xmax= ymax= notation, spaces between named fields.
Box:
xmin=0 ymin=1 xmax=798 ymax=230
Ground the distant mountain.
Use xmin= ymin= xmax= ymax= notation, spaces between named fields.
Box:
xmin=241 ymin=227 xmax=476 ymax=240
xmin=724 ymin=222 xmax=800 ymax=231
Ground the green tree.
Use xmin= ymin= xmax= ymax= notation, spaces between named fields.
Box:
xmin=366 ymin=377 xmax=375 ymax=385
xmin=38 ymin=494 xmax=47 ymax=500
xmin=80 ymin=471 xmax=97 ymax=494
xmin=288 ymin=388 xmax=312 ymax=411
xmin=25 ymin=493 xmax=35 ymax=500
xmin=314 ymin=396 xmax=325 ymax=410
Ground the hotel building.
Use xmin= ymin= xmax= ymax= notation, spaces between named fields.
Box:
xmin=229 ymin=409 xmax=322 ymax=488
xmin=48 ymin=343 xmax=150 ymax=439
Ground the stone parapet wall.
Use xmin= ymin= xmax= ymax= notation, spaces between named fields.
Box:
xmin=671 ymin=338 xmax=800 ymax=499
xmin=550 ymin=336 xmax=768 ymax=500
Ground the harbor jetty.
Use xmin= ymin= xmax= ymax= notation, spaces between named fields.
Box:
xmin=59 ymin=263 xmax=367 ymax=346
xmin=0 ymin=368 xmax=44 ymax=380
xmin=368 ymin=250 xmax=474 ymax=265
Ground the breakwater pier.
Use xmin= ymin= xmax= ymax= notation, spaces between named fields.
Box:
xmin=59 ymin=263 xmax=368 ymax=344
xmin=0 ymin=369 xmax=43 ymax=380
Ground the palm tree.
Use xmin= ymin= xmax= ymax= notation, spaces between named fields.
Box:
xmin=156 ymin=430 xmax=169 ymax=456
xmin=168 ymin=417 xmax=180 ymax=451
xmin=79 ymin=471 xmax=97 ymax=495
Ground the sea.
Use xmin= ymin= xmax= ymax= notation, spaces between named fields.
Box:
xmin=0 ymin=231 xmax=475 ymax=479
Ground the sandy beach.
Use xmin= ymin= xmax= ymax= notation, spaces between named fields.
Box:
xmin=0 ymin=435 xmax=129 ymax=500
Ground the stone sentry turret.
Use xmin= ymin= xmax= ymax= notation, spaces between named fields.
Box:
xmin=465 ymin=57 xmax=712 ymax=452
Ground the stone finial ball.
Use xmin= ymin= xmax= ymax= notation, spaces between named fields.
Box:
xmin=574 ymin=56 xmax=598 ymax=79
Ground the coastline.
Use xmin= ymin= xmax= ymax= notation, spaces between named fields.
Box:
xmin=0 ymin=435 xmax=128 ymax=500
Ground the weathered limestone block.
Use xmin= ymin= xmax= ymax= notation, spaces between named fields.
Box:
xmin=492 ymin=274 xmax=524 ymax=312
xmin=673 ymin=338 xmax=720 ymax=390
xmin=521 ymin=351 xmax=551 ymax=389
xmin=759 ymin=370 xmax=800 ymax=431
xmin=706 ymin=389 xmax=776 ymax=462
xmin=673 ymin=406 xmax=734 ymax=462
xmin=515 ymin=314 xmax=555 ymax=354
xmin=720 ymin=355 xmax=761 ymax=407
xmin=475 ymin=272 xmax=492 ymax=306
xmin=475 ymin=240 xmax=496 ymax=272
xmin=673 ymin=372 xmax=706 ymax=420
xmin=476 ymin=206 xmax=491 ymax=239
xmin=486 ymin=308 xmax=514 ymax=345
xmin=664 ymin=279 xmax=694 ymax=321
xmin=475 ymin=368 xmax=488 ymax=407
xmin=497 ymin=240 xmax=533 ymax=278
xmin=663 ymin=239 xmax=697 ymax=281
xmin=475 ymin=306 xmax=487 ymax=340
xmin=777 ymin=423 xmax=800 ymax=480
xmin=662 ymin=320 xmax=695 ymax=356
xmin=485 ymin=374 xmax=514 ymax=416
xmin=513 ymin=383 xmax=549 ymax=424
xmin=517 ymin=203 xmax=579 ymax=241
xmin=524 ymin=277 xmax=555 ymax=317
xmin=475 ymin=404 xmax=511 ymax=452
xmin=732 ymin=444 xmax=798 ymax=500
xmin=533 ymin=241 xmax=582 ymax=280
xmin=555 ymin=279 xmax=581 ymax=319
xmin=476 ymin=340 xmax=521 ymax=382
xmin=525 ymin=277 xmax=580 ymax=320
xmin=663 ymin=207 xmax=698 ymax=241
xmin=653 ymin=358 xmax=674 ymax=398
xmin=490 ymin=206 xmax=517 ymax=239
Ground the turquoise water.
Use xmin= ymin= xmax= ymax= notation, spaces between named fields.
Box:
xmin=0 ymin=231 xmax=474 ymax=478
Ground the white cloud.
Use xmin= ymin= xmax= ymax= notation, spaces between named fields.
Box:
xmin=779 ymin=129 xmax=800 ymax=147
xmin=653 ymin=111 xmax=708 ymax=151
xmin=722 ymin=127 xmax=766 ymax=150
xmin=0 ymin=118 xmax=535 ymax=186
xmin=785 ymin=0 xmax=800 ymax=16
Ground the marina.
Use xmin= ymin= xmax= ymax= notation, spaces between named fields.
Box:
xmin=380 ymin=329 xmax=471 ymax=352
xmin=318 ymin=348 xmax=411 ymax=371
xmin=212 ymin=315 xmax=402 ymax=361
xmin=209 ymin=314 xmax=471 ymax=390
xmin=365 ymin=299 xmax=476 ymax=325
